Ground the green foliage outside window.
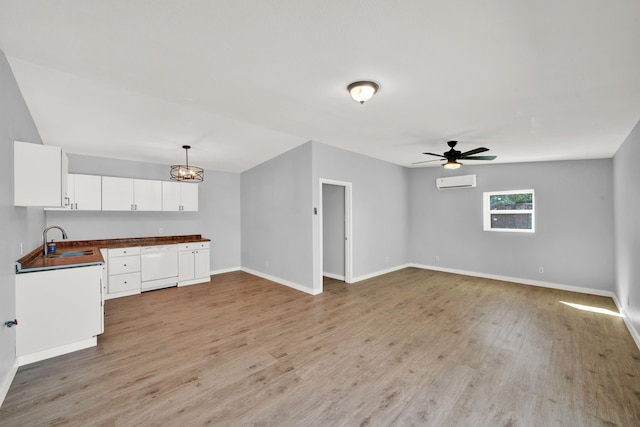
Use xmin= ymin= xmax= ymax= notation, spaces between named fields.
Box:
xmin=489 ymin=193 xmax=533 ymax=210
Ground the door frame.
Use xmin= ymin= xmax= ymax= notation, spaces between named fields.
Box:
xmin=319 ymin=179 xmax=353 ymax=290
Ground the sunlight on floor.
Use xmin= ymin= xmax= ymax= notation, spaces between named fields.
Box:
xmin=560 ymin=301 xmax=622 ymax=317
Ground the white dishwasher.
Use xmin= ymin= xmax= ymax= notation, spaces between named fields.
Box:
xmin=140 ymin=245 xmax=179 ymax=291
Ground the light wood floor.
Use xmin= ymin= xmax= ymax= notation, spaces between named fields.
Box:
xmin=1 ymin=269 xmax=639 ymax=426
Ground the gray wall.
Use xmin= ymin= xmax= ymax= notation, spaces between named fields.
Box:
xmin=613 ymin=119 xmax=640 ymax=336
xmin=241 ymin=143 xmax=314 ymax=290
xmin=46 ymin=154 xmax=241 ymax=272
xmin=409 ymin=159 xmax=615 ymax=291
xmin=311 ymin=142 xmax=410 ymax=288
xmin=322 ymin=184 xmax=345 ymax=277
xmin=0 ymin=50 xmax=45 ymax=397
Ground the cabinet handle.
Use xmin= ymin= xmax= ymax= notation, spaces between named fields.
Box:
xmin=74 ymin=203 xmax=78 ymax=209
xmin=64 ymin=196 xmax=70 ymax=207
xmin=123 ymin=264 xmax=127 ymax=267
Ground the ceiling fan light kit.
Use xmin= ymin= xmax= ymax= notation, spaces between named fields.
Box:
xmin=347 ymin=81 xmax=379 ymax=104
xmin=414 ymin=140 xmax=497 ymax=169
xmin=443 ymin=160 xmax=462 ymax=169
xmin=170 ymin=145 xmax=204 ymax=183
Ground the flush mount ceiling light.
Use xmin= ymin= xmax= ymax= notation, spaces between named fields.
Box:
xmin=442 ymin=159 xmax=462 ymax=169
xmin=347 ymin=81 xmax=379 ymax=104
xmin=170 ymin=145 xmax=204 ymax=183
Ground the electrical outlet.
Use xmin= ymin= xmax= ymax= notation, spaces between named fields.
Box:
xmin=539 ymin=267 xmax=544 ymax=274
xmin=158 ymin=227 xmax=164 ymax=234
xmin=385 ymin=256 xmax=390 ymax=263
xmin=436 ymin=255 xmax=440 ymax=262
xmin=628 ymin=296 xmax=631 ymax=307
xmin=20 ymin=242 xmax=24 ymax=254
xmin=266 ymin=260 xmax=269 ymax=268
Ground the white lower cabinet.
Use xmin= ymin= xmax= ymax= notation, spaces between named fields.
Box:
xmin=16 ymin=264 xmax=103 ymax=365
xmin=102 ymin=241 xmax=209 ymax=298
xmin=178 ymin=242 xmax=210 ymax=286
xmin=104 ymin=247 xmax=141 ymax=299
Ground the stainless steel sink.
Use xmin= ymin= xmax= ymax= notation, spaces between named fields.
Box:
xmin=48 ymin=250 xmax=93 ymax=258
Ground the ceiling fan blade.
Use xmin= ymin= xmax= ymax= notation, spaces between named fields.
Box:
xmin=464 ymin=155 xmax=497 ymax=160
xmin=422 ymin=152 xmax=447 ymax=158
xmin=412 ymin=159 xmax=442 ymax=165
xmin=459 ymin=147 xmax=489 ymax=158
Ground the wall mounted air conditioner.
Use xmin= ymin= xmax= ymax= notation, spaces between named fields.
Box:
xmin=436 ymin=174 xmax=477 ymax=190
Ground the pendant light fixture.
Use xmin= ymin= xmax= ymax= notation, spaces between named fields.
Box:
xmin=170 ymin=145 xmax=204 ymax=183
xmin=347 ymin=81 xmax=379 ymax=104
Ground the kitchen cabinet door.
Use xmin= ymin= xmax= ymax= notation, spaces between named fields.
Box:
xmin=46 ymin=174 xmax=102 ymax=211
xmin=14 ymin=141 xmax=68 ymax=207
xmin=194 ymin=249 xmax=210 ymax=280
xmin=102 ymin=176 xmax=134 ymax=211
xmin=73 ymin=174 xmax=102 ymax=210
xmin=178 ymin=242 xmax=210 ymax=286
xmin=134 ymin=179 xmax=162 ymax=211
xmin=180 ymin=183 xmax=199 ymax=211
xmin=178 ymin=249 xmax=195 ymax=281
xmin=162 ymin=181 xmax=198 ymax=211
xmin=162 ymin=181 xmax=182 ymax=211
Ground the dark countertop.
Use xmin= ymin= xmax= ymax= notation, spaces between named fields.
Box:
xmin=16 ymin=234 xmax=210 ymax=273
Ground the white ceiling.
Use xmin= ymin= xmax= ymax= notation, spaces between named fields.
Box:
xmin=1 ymin=1 xmax=639 ymax=172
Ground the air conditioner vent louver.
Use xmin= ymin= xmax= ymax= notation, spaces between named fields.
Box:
xmin=436 ymin=174 xmax=477 ymax=190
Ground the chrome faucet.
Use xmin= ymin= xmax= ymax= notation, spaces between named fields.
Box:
xmin=43 ymin=226 xmax=68 ymax=257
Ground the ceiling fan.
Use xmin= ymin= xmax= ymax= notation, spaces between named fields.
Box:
xmin=413 ymin=140 xmax=497 ymax=169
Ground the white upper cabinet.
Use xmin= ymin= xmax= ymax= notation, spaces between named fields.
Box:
xmin=102 ymin=177 xmax=162 ymax=211
xmin=181 ymin=183 xmax=198 ymax=211
xmin=73 ymin=174 xmax=102 ymax=210
xmin=14 ymin=141 xmax=68 ymax=207
xmin=47 ymin=174 xmax=102 ymax=211
xmin=102 ymin=176 xmax=134 ymax=211
xmin=162 ymin=181 xmax=198 ymax=212
xmin=161 ymin=181 xmax=181 ymax=211
xmin=134 ymin=179 xmax=162 ymax=211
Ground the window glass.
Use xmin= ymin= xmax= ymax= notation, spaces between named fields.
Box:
xmin=484 ymin=190 xmax=535 ymax=232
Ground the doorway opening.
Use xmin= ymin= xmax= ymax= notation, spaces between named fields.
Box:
xmin=319 ymin=179 xmax=352 ymax=291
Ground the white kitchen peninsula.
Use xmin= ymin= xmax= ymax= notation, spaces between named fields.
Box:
xmin=15 ymin=264 xmax=103 ymax=366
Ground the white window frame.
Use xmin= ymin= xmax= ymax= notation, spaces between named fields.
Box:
xmin=483 ymin=189 xmax=535 ymax=233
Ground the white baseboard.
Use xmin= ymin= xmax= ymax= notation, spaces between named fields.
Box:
xmin=241 ymin=267 xmax=320 ymax=295
xmin=0 ymin=358 xmax=18 ymax=408
xmin=104 ymin=289 xmax=140 ymax=300
xmin=178 ymin=267 xmax=244 ymax=286
xmin=611 ymin=294 xmax=640 ymax=351
xmin=352 ymin=264 xmax=411 ymax=283
xmin=177 ymin=277 xmax=210 ymax=287
xmin=323 ymin=272 xmax=345 ymax=281
xmin=17 ymin=337 xmax=97 ymax=367
xmin=211 ymin=266 xmax=241 ymax=275
xmin=410 ymin=263 xmax=615 ymax=297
